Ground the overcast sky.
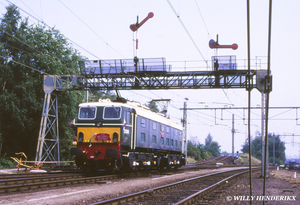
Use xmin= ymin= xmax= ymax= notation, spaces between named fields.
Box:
xmin=1 ymin=0 xmax=300 ymax=159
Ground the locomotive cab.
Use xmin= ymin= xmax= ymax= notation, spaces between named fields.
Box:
xmin=71 ymin=100 xmax=127 ymax=171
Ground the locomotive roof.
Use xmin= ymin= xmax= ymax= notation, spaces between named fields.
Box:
xmin=79 ymin=99 xmax=182 ymax=130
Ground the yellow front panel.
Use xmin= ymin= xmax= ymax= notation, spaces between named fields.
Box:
xmin=78 ymin=127 xmax=120 ymax=143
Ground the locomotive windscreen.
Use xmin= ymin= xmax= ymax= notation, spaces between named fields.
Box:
xmin=103 ymin=106 xmax=122 ymax=119
xmin=78 ymin=106 xmax=96 ymax=119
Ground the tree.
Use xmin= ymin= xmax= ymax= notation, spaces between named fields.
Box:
xmin=187 ymin=141 xmax=201 ymax=160
xmin=0 ymin=5 xmax=33 ymax=158
xmin=147 ymin=101 xmax=159 ymax=113
xmin=222 ymin=151 xmax=229 ymax=156
xmin=268 ymin=133 xmax=286 ymax=165
xmin=0 ymin=5 xmax=84 ymax=161
xmin=204 ymin=134 xmax=221 ymax=157
xmin=187 ymin=134 xmax=221 ymax=160
xmin=88 ymin=90 xmax=117 ymax=102
xmin=187 ymin=140 xmax=213 ymax=160
xmin=241 ymin=132 xmax=286 ymax=164
xmin=241 ymin=133 xmax=262 ymax=159
xmin=205 ymin=133 xmax=213 ymax=149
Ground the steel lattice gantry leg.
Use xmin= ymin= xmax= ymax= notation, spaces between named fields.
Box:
xmin=35 ymin=92 xmax=60 ymax=165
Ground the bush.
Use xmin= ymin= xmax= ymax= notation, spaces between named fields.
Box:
xmin=0 ymin=153 xmax=16 ymax=169
xmin=234 ymin=153 xmax=261 ymax=165
xmin=186 ymin=157 xmax=196 ymax=164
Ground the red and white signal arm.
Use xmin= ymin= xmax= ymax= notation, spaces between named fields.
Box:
xmin=209 ymin=39 xmax=238 ymax=50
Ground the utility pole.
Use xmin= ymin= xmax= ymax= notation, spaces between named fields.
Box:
xmin=232 ymin=114 xmax=235 ymax=160
xmin=84 ymin=89 xmax=88 ymax=103
xmin=261 ymin=92 xmax=265 ymax=177
xmin=273 ymin=134 xmax=275 ymax=165
xmin=182 ymin=98 xmax=188 ymax=157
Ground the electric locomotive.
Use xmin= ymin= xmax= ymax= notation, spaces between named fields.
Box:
xmin=71 ymin=99 xmax=186 ymax=171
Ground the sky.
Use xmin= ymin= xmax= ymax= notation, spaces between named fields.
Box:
xmin=1 ymin=0 xmax=300 ymax=160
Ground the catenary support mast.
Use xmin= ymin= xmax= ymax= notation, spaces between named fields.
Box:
xmin=35 ymin=91 xmax=60 ymax=164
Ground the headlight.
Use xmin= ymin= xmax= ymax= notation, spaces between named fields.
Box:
xmin=78 ymin=132 xmax=84 ymax=142
xmin=133 ymin=161 xmax=139 ymax=166
xmin=113 ymin=132 xmax=118 ymax=143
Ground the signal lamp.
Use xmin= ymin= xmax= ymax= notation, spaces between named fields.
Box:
xmin=78 ymin=132 xmax=84 ymax=142
xmin=72 ymin=137 xmax=77 ymax=145
xmin=113 ymin=132 xmax=118 ymax=143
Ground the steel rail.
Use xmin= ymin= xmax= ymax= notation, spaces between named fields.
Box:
xmin=90 ymin=168 xmax=256 ymax=205
xmin=0 ymin=171 xmax=81 ymax=180
xmin=174 ymin=170 xmax=248 ymax=204
xmin=0 ymin=173 xmax=83 ymax=186
xmin=0 ymin=174 xmax=117 ymax=193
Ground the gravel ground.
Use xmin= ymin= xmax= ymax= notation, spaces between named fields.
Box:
xmin=201 ymin=168 xmax=300 ymax=205
xmin=0 ymin=167 xmax=240 ymax=205
xmin=0 ymin=167 xmax=299 ymax=205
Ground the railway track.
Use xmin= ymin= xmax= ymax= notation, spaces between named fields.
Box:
xmin=0 ymin=168 xmax=185 ymax=194
xmin=0 ymin=171 xmax=80 ymax=180
xmin=0 ymin=172 xmax=118 ymax=193
xmin=0 ymin=164 xmax=250 ymax=194
xmin=195 ymin=155 xmax=232 ymax=165
xmin=90 ymin=167 xmax=256 ymax=205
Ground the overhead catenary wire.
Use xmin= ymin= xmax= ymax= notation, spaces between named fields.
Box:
xmin=187 ymin=109 xmax=257 ymax=137
xmin=19 ymin=0 xmax=41 ymax=20
xmin=188 ymin=107 xmax=262 ymax=131
xmin=166 ymin=0 xmax=209 ymax=68
xmin=6 ymin=0 xmax=121 ymax=68
xmin=167 ymin=0 xmax=236 ymax=112
xmin=5 ymin=0 xmax=41 ymax=22
xmin=138 ymin=90 xmax=260 ymax=130
xmin=58 ymin=0 xmax=125 ymax=59
xmin=0 ymin=54 xmax=49 ymax=75
xmin=4 ymin=0 xmax=103 ymax=60
xmin=0 ymin=4 xmax=86 ymax=81
xmin=0 ymin=29 xmax=77 ymax=74
xmin=194 ymin=0 xmax=211 ymax=39
xmin=130 ymin=89 xmax=263 ymax=133
xmin=221 ymin=89 xmax=245 ymax=118
xmin=1 ymin=0 xmax=117 ymax=76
